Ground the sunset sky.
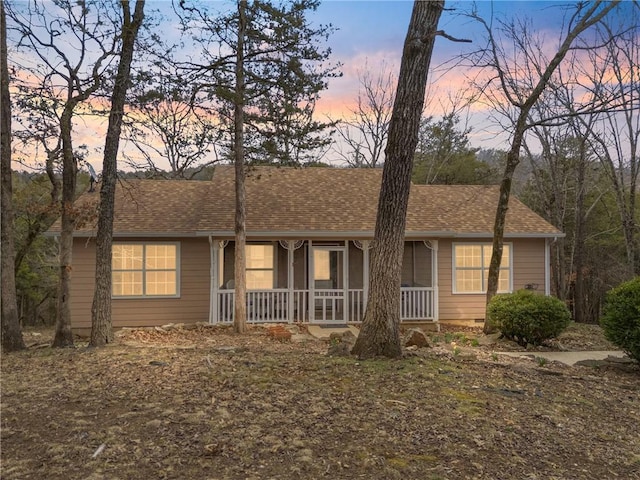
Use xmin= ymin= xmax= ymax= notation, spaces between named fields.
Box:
xmin=310 ymin=0 xmax=587 ymax=153
xmin=10 ymin=1 xmax=628 ymax=171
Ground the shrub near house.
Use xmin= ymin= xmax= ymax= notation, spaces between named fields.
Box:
xmin=600 ymin=277 xmax=640 ymax=362
xmin=488 ymin=289 xmax=571 ymax=346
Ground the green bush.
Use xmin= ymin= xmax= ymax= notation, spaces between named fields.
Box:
xmin=488 ymin=290 xmax=571 ymax=346
xmin=600 ymin=277 xmax=640 ymax=362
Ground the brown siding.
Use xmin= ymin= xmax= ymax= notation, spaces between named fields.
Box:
xmin=437 ymin=238 xmax=547 ymax=322
xmin=70 ymin=237 xmax=211 ymax=330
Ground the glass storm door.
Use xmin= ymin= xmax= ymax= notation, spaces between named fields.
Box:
xmin=311 ymin=247 xmax=347 ymax=323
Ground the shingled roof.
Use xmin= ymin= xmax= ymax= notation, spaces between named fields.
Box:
xmin=60 ymin=165 xmax=561 ymax=238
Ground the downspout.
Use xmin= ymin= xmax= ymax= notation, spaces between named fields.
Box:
xmin=545 ymin=237 xmax=552 ymax=296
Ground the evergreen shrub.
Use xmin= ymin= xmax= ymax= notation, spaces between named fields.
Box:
xmin=600 ymin=277 xmax=640 ymax=362
xmin=488 ymin=290 xmax=571 ymax=346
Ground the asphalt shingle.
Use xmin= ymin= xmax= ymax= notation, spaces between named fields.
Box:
xmin=59 ymin=166 xmax=561 ymax=238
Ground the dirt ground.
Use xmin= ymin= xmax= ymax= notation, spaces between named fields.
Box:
xmin=2 ymin=323 xmax=639 ymax=480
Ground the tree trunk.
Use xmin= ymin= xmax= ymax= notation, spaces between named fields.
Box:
xmin=1 ymin=0 xmax=26 ymax=352
xmin=483 ymin=122 xmax=525 ymax=334
xmin=573 ymin=155 xmax=587 ymax=323
xmin=90 ymin=0 xmax=145 ymax=347
xmin=233 ymin=0 xmax=248 ymax=334
xmin=351 ymin=0 xmax=444 ymax=359
xmin=52 ymin=103 xmax=77 ymax=348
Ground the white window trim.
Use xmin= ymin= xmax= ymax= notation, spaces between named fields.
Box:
xmin=112 ymin=241 xmax=181 ymax=299
xmin=452 ymin=242 xmax=513 ymax=294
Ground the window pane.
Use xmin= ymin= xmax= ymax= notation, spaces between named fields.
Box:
xmin=247 ymin=270 xmax=273 ymax=290
xmin=146 ymin=271 xmax=177 ymax=295
xmin=456 ymin=269 xmax=482 ymax=293
xmin=314 ymin=250 xmax=330 ymax=281
xmin=146 ymin=244 xmax=176 ymax=269
xmin=113 ymin=245 xmax=143 ymax=270
xmin=482 ymin=245 xmax=510 ymax=268
xmin=501 ymin=245 xmax=510 ymax=267
xmin=113 ymin=271 xmax=143 ymax=296
xmin=498 ymin=269 xmax=510 ymax=292
xmin=246 ymin=245 xmax=274 ymax=269
xmin=455 ymin=245 xmax=481 ymax=268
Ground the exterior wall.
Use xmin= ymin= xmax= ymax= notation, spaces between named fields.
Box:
xmin=70 ymin=237 xmax=210 ymax=331
xmin=437 ymin=237 xmax=548 ymax=322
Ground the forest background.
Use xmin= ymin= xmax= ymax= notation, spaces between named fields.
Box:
xmin=4 ymin=0 xmax=638 ymax=332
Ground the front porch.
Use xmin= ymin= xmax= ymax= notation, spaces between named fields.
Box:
xmin=208 ymin=239 xmax=438 ymax=324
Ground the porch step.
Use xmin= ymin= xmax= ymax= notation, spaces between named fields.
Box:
xmin=307 ymin=325 xmax=360 ymax=340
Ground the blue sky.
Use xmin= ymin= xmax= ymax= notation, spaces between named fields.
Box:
xmin=305 ymin=1 xmax=637 ymax=154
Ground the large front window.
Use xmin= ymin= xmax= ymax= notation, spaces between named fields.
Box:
xmin=112 ymin=243 xmax=179 ymax=297
xmin=453 ymin=243 xmax=511 ymax=294
xmin=246 ymin=244 xmax=274 ymax=290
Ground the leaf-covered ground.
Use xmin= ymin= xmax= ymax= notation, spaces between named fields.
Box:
xmin=2 ymin=324 xmax=639 ymax=480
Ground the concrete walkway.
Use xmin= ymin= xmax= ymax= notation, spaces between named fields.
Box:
xmin=497 ymin=350 xmax=628 ymax=366
xmin=307 ymin=325 xmax=360 ymax=340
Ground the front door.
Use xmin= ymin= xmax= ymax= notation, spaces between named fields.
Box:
xmin=311 ymin=246 xmax=347 ymax=323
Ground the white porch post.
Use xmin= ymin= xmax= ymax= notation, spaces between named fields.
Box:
xmin=287 ymin=241 xmax=295 ymax=323
xmin=432 ymin=240 xmax=439 ymax=321
xmin=343 ymin=240 xmax=349 ymax=322
xmin=209 ymin=237 xmax=219 ymax=324
xmin=309 ymin=240 xmax=314 ymax=323
xmin=362 ymin=240 xmax=370 ymax=308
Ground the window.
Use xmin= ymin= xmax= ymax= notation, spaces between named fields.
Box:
xmin=453 ymin=243 xmax=511 ymax=294
xmin=112 ymin=243 xmax=179 ymax=297
xmin=314 ymin=250 xmax=331 ymax=281
xmin=246 ymin=244 xmax=274 ymax=290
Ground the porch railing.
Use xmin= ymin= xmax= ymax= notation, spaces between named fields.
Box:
xmin=216 ymin=287 xmax=434 ymax=323
xmin=401 ymin=287 xmax=433 ymax=321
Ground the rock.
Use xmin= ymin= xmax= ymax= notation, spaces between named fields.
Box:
xmin=327 ymin=342 xmax=352 ymax=357
xmin=477 ymin=332 xmax=502 ymax=346
xmin=266 ymin=325 xmax=292 ymax=341
xmin=286 ymin=325 xmax=301 ymax=335
xmin=329 ymin=330 xmax=356 ymax=344
xmin=328 ymin=332 xmax=343 ymax=342
xmin=341 ymin=330 xmax=357 ymax=345
xmin=404 ymin=328 xmax=430 ymax=348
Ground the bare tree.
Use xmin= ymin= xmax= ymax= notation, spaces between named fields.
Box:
xmin=8 ymin=0 xmax=122 ymax=346
xmin=464 ymin=1 xmax=621 ymax=333
xmin=125 ymin=65 xmax=222 ymax=178
xmin=576 ymin=12 xmax=640 ymax=277
xmin=90 ymin=0 xmax=145 ymax=347
xmin=331 ymin=62 xmax=395 ymax=168
xmin=1 ymin=0 xmax=26 ymax=352
xmin=351 ymin=0 xmax=445 ymax=359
